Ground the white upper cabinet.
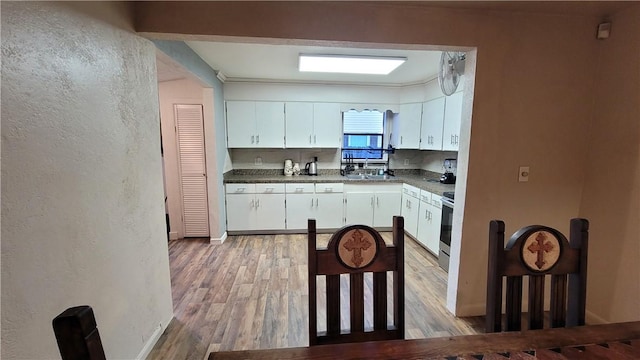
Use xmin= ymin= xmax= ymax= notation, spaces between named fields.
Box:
xmin=312 ymin=103 xmax=342 ymax=147
xmin=255 ymin=102 xmax=285 ymax=148
xmin=285 ymin=102 xmax=341 ymax=148
xmin=226 ymin=101 xmax=255 ymax=148
xmin=226 ymin=101 xmax=285 ymax=148
xmin=442 ymin=91 xmax=463 ymax=151
xmin=391 ymin=103 xmax=422 ymax=149
xmin=420 ymin=97 xmax=446 ymax=150
xmin=284 ymin=102 xmax=313 ymax=148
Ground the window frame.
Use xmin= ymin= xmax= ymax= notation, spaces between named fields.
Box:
xmin=341 ymin=109 xmax=389 ymax=163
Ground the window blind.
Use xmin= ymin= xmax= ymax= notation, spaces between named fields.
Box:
xmin=343 ymin=110 xmax=384 ymax=134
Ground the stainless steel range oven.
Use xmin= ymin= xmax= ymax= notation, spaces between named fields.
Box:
xmin=439 ymin=191 xmax=455 ymax=272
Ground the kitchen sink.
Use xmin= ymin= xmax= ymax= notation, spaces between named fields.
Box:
xmin=344 ymin=173 xmax=394 ymax=180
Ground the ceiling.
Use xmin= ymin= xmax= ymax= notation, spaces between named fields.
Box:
xmin=156 ymin=42 xmax=445 ymax=86
xmin=183 ymin=42 xmax=444 ymax=86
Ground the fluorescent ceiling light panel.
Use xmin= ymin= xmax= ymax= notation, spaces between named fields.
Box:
xmin=299 ymin=54 xmax=406 ymax=75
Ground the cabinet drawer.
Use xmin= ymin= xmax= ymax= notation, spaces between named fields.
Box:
xmin=402 ymin=184 xmax=420 ymax=199
xmin=226 ymin=183 xmax=256 ymax=194
xmin=285 ymin=183 xmax=315 ymax=194
xmin=315 ymin=183 xmax=343 ymax=193
xmin=419 ymin=190 xmax=432 ymax=204
xmin=256 ymin=183 xmax=285 ymax=194
xmin=431 ymin=196 xmax=442 ymax=209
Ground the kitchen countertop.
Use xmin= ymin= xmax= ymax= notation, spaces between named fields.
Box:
xmin=223 ymin=171 xmax=456 ymax=196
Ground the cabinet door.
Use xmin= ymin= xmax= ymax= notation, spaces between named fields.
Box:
xmin=285 ymin=102 xmax=314 ymax=148
xmin=426 ymin=202 xmax=442 ymax=255
xmin=393 ymin=103 xmax=422 ymax=149
xmin=416 ymin=200 xmax=432 ymax=251
xmin=315 ymin=192 xmax=344 ymax=229
xmin=401 ymin=195 xmax=420 ymax=238
xmin=255 ymin=101 xmax=285 ymax=148
xmin=226 ymin=193 xmax=256 ymax=231
xmin=345 ymin=192 xmax=374 ymax=227
xmin=255 ymin=193 xmax=286 ymax=230
xmin=313 ymin=103 xmax=342 ymax=148
xmin=285 ymin=193 xmax=315 ymax=230
xmin=442 ymin=91 xmax=463 ymax=151
xmin=226 ymin=101 xmax=256 ymax=148
xmin=420 ymin=97 xmax=445 ymax=150
xmin=373 ymin=191 xmax=402 ymax=227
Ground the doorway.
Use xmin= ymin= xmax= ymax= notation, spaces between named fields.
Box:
xmin=174 ymin=104 xmax=210 ymax=237
xmin=157 ymin=55 xmax=216 ymax=240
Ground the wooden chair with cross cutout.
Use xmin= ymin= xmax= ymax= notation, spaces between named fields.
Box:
xmin=307 ymin=217 xmax=405 ymax=345
xmin=486 ymin=218 xmax=589 ymax=332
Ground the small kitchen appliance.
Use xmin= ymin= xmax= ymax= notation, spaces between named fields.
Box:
xmin=439 ymin=158 xmax=457 ymax=184
xmin=284 ymin=159 xmax=293 ymax=176
xmin=305 ymin=157 xmax=318 ymax=176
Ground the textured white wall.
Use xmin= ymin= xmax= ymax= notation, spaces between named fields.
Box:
xmin=1 ymin=2 xmax=173 ymax=359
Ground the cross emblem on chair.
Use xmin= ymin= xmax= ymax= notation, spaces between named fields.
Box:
xmin=342 ymin=229 xmax=372 ymax=267
xmin=527 ymin=232 xmax=555 ymax=269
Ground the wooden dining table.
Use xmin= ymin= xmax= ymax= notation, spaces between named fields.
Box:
xmin=208 ymin=321 xmax=640 ymax=359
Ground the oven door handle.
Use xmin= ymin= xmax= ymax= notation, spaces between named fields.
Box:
xmin=441 ymin=197 xmax=455 ymax=208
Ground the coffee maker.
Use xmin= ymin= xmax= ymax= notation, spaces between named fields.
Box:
xmin=439 ymin=158 xmax=457 ymax=184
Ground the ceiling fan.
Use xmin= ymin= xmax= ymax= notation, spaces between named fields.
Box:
xmin=438 ymin=51 xmax=466 ymax=96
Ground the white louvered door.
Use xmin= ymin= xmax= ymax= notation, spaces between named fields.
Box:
xmin=175 ymin=104 xmax=209 ymax=237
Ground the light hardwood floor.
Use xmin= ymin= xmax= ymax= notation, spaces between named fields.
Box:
xmin=147 ymin=233 xmax=484 ymax=360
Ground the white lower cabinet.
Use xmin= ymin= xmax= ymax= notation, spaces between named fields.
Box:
xmin=416 ymin=190 xmax=441 ymax=256
xmin=344 ymin=184 xmax=402 ymax=228
xmin=255 ymin=191 xmax=286 ymax=230
xmin=285 ymin=183 xmax=343 ymax=230
xmin=314 ymin=184 xmax=344 ymax=229
xmin=401 ymin=184 xmax=420 ymax=238
xmin=226 ymin=193 xmax=257 ymax=231
xmin=285 ymin=183 xmax=315 ymax=230
xmin=227 ymin=182 xmax=414 ymax=233
xmin=345 ymin=192 xmax=374 ymax=226
xmin=226 ymin=183 xmax=285 ymax=231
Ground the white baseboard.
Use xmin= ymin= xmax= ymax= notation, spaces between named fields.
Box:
xmin=136 ymin=316 xmax=168 ymax=360
xmin=169 ymin=231 xmax=178 ymax=240
xmin=210 ymin=231 xmax=227 ymax=245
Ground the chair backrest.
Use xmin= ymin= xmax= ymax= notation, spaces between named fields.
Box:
xmin=52 ymin=305 xmax=107 ymax=360
xmin=486 ymin=218 xmax=589 ymax=332
xmin=308 ymin=217 xmax=405 ymax=346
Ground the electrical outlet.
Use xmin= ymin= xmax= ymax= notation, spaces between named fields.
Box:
xmin=404 ymin=159 xmax=410 ymax=166
xmin=255 ymin=157 xmax=263 ymax=166
xmin=519 ymin=166 xmax=530 ymax=182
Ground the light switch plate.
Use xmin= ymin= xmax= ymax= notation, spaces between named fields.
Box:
xmin=519 ymin=166 xmax=530 ymax=182
xmin=255 ymin=157 xmax=263 ymax=166
xmin=404 ymin=159 xmax=410 ymax=165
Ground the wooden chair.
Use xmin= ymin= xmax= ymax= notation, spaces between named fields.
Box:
xmin=52 ymin=305 xmax=107 ymax=360
xmin=486 ymin=218 xmax=589 ymax=332
xmin=308 ymin=217 xmax=405 ymax=346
